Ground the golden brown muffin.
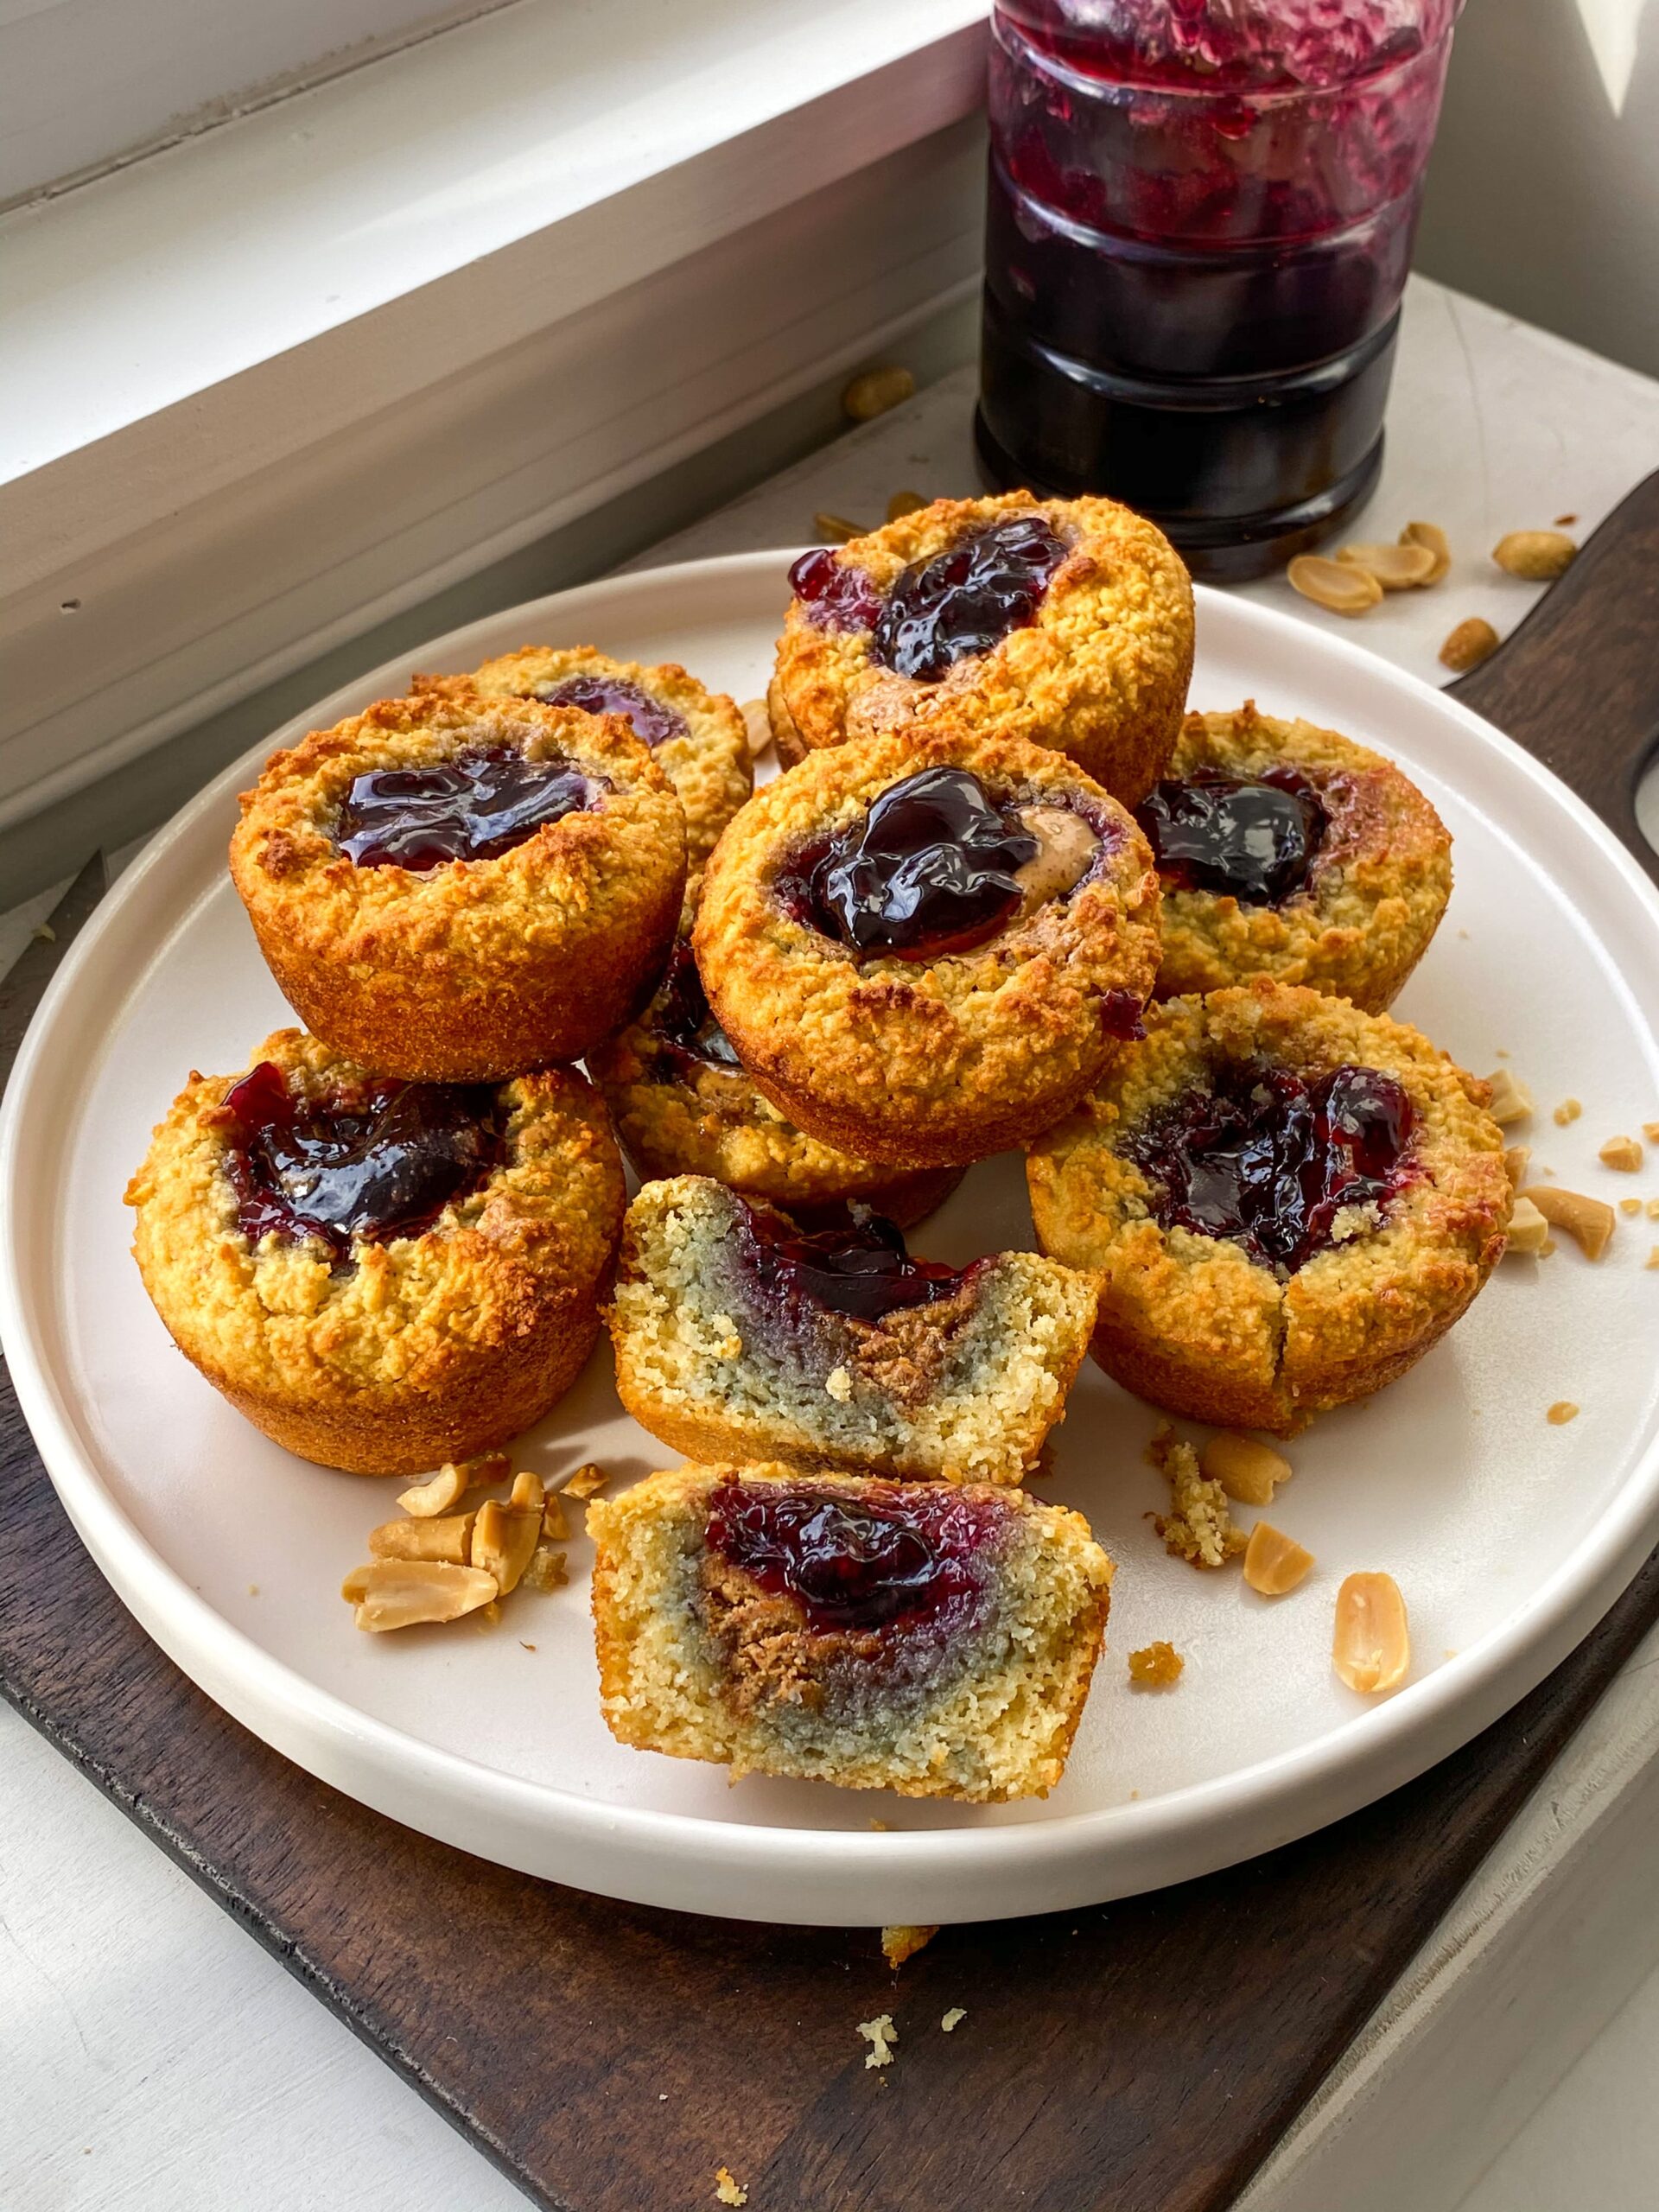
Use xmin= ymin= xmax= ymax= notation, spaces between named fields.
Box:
xmin=588 ymin=1460 xmax=1114 ymax=1800
xmin=229 ymin=691 xmax=684 ymax=1081
xmin=124 ymin=1029 xmax=625 ymax=1475
xmin=588 ymin=941 xmax=964 ymax=1227
xmin=769 ymin=490 xmax=1193 ymax=806
xmin=417 ymin=644 xmax=751 ymax=891
xmin=1027 ymin=982 xmax=1510 ymax=1433
xmin=1136 ymin=702 xmax=1452 ymax=1011
xmin=693 ymin=727 xmax=1162 ymax=1170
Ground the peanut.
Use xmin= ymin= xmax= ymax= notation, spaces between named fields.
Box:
xmin=813 ymin=511 xmax=866 ymax=544
xmin=1504 ymin=1195 xmax=1551 ymax=1255
xmin=1503 ymin=1145 xmax=1531 ymax=1189
xmin=1338 ymin=540 xmax=1440 ymax=589
xmin=1243 ymin=1522 xmax=1315 ymax=1596
xmin=346 ymin=1560 xmax=498 ymax=1631
xmin=368 ymin=1511 xmax=475 ymax=1565
xmin=1493 ymin=529 xmax=1577 ymax=581
xmin=1599 ymin=1135 xmax=1643 ymax=1172
xmin=397 ymin=1462 xmax=468 ymax=1517
xmin=1554 ymin=1097 xmax=1582 ymax=1126
xmin=739 ymin=697 xmax=773 ymax=760
xmin=1200 ymin=1431 xmax=1291 ymax=1507
xmin=472 ymin=1499 xmax=541 ymax=1598
xmin=1484 ymin=1068 xmax=1533 ymax=1126
xmin=1516 ymin=1184 xmax=1617 ymax=1261
xmin=1333 ymin=1573 xmax=1410 ymax=1694
xmin=1400 ymin=520 xmax=1451 ymax=582
xmin=562 ymin=1462 xmax=610 ymax=1499
xmin=842 ymin=365 xmax=915 ymax=421
xmin=1548 ymin=1402 xmax=1580 ymax=1426
xmin=1287 ymin=555 xmax=1382 ymax=615
xmin=887 ymin=489 xmax=926 ymax=521
xmin=510 ymin=1470 xmax=546 ymax=1514
xmin=1440 ymin=617 xmax=1499 ymax=672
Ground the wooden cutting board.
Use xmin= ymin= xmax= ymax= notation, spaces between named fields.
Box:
xmin=4 ymin=467 xmax=1658 ymax=2212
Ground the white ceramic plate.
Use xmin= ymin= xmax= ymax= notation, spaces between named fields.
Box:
xmin=6 ymin=550 xmax=1659 ymax=1928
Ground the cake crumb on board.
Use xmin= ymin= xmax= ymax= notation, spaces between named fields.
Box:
xmin=858 ymin=2014 xmax=898 ymax=2069
xmin=715 ymin=2166 xmax=748 ymax=2206
xmin=880 ymin=1924 xmax=937 ymax=1969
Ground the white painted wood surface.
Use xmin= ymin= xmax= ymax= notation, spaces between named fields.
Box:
xmin=5 ymin=273 xmax=1659 ymax=2209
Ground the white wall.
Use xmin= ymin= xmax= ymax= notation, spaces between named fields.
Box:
xmin=1417 ymin=0 xmax=1659 ymax=380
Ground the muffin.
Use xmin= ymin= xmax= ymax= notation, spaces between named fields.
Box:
xmin=694 ymin=726 xmax=1162 ymax=1168
xmin=229 ymin=690 xmax=685 ymax=1081
xmin=769 ymin=490 xmax=1193 ymax=806
xmin=1027 ymin=982 xmax=1510 ymax=1433
xmin=124 ymin=1029 xmax=626 ymax=1475
xmin=588 ymin=1461 xmax=1114 ymax=1800
xmin=607 ymin=1176 xmax=1099 ymax=1485
xmin=418 ymin=644 xmax=751 ymax=887
xmin=588 ymin=942 xmax=964 ymax=1228
xmin=1136 ymin=702 xmax=1452 ymax=1011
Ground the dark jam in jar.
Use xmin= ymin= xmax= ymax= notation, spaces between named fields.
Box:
xmin=778 ymin=765 xmax=1041 ymax=963
xmin=335 ymin=746 xmax=596 ymax=869
xmin=1126 ymin=1061 xmax=1414 ymax=1274
xmin=788 ymin=548 xmax=883 ymax=634
xmin=1135 ymin=771 xmax=1327 ymax=906
xmin=704 ymin=1477 xmax=1005 ymax=1633
xmin=735 ymin=1202 xmax=971 ymax=1326
xmin=528 ymin=674 xmax=687 ymax=749
xmin=870 ymin=514 xmax=1067 ymax=680
xmin=216 ymin=1061 xmax=503 ymax=1260
xmin=652 ymin=943 xmax=743 ymax=1077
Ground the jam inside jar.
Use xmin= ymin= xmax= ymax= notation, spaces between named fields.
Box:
xmin=779 ymin=765 xmax=1042 ymax=963
xmin=704 ymin=1476 xmax=1004 ymax=1634
xmin=1136 ymin=770 xmax=1327 ymax=906
xmin=1126 ymin=1060 xmax=1415 ymax=1274
xmin=735 ymin=1201 xmax=971 ymax=1326
xmin=217 ymin=1061 xmax=503 ymax=1259
xmin=336 ymin=746 xmax=596 ymax=869
xmin=871 ymin=513 xmax=1067 ymax=680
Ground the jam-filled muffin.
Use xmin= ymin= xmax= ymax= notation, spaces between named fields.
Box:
xmin=588 ymin=942 xmax=964 ymax=1228
xmin=769 ymin=491 xmax=1193 ymax=806
xmin=588 ymin=1461 xmax=1113 ymax=1800
xmin=1137 ymin=703 xmax=1452 ymax=1012
xmin=694 ymin=728 xmax=1162 ymax=1169
xmin=607 ymin=1177 xmax=1099 ymax=1485
xmin=419 ymin=645 xmax=751 ymax=886
xmin=124 ymin=1029 xmax=626 ymax=1475
xmin=229 ymin=691 xmax=684 ymax=1081
xmin=1027 ymin=982 xmax=1510 ymax=1433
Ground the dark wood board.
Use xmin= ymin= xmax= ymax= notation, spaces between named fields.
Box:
xmin=4 ymin=467 xmax=1659 ymax=2212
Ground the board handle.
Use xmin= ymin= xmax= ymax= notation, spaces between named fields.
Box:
xmin=1447 ymin=467 xmax=1659 ymax=885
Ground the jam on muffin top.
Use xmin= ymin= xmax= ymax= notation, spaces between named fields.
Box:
xmin=335 ymin=747 xmax=601 ymax=870
xmin=523 ymin=673 xmax=687 ymax=750
xmin=1135 ymin=769 xmax=1327 ymax=906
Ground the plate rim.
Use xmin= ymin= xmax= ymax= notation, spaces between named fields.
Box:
xmin=7 ymin=547 xmax=1659 ymax=1926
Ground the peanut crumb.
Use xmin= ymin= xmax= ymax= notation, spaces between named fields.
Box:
xmin=1647 ymin=1248 xmax=1659 ymax=1269
xmin=1504 ymin=1194 xmax=1550 ymax=1255
xmin=1128 ymin=1641 xmax=1184 ymax=1688
xmin=1553 ymin=1097 xmax=1582 ymax=1126
xmin=1547 ymin=1401 xmax=1580 ymax=1425
xmin=1199 ymin=1430 xmax=1290 ymax=1505
xmin=715 ymin=2167 xmax=748 ymax=2207
xmin=1599 ymin=1135 xmax=1643 ymax=1172
xmin=941 ymin=2007 xmax=967 ymax=2032
xmin=1484 ymin=1068 xmax=1533 ymax=1126
xmin=247 ymin=1583 xmax=259 ymax=1597
xmin=881 ymin=1924 xmax=937 ymax=1969
xmin=1643 ymin=1122 xmax=1659 ymax=1143
xmin=561 ymin=1463 xmax=608 ymax=1499
xmin=1648 ymin=1199 xmax=1659 ymax=1220
xmin=1621 ymin=1198 xmax=1643 ymax=1217
xmin=1149 ymin=1425 xmax=1245 ymax=1567
xmin=858 ymin=2014 xmax=897 ymax=2069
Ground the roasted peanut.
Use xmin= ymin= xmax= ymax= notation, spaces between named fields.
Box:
xmin=1493 ymin=529 xmax=1576 ymax=581
xmin=1199 ymin=1431 xmax=1291 ymax=1507
xmin=842 ymin=365 xmax=915 ymax=421
xmin=1516 ymin=1184 xmax=1617 ymax=1260
xmin=1333 ymin=1573 xmax=1410 ymax=1694
xmin=1287 ymin=555 xmax=1383 ymax=615
xmin=1440 ymin=617 xmax=1499 ymax=672
xmin=1243 ymin=1522 xmax=1315 ymax=1597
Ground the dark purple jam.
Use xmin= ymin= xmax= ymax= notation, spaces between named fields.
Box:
xmin=1125 ymin=1062 xmax=1415 ymax=1274
xmin=527 ymin=674 xmax=686 ymax=749
xmin=736 ymin=1203 xmax=969 ymax=1326
xmin=788 ymin=547 xmax=882 ymax=633
xmin=1135 ymin=771 xmax=1327 ymax=906
xmin=335 ymin=746 xmax=595 ymax=869
xmin=652 ymin=943 xmax=742 ymax=1076
xmin=705 ymin=1477 xmax=1003 ymax=1633
xmin=870 ymin=514 xmax=1067 ymax=680
xmin=779 ymin=765 xmax=1040 ymax=963
xmin=216 ymin=1061 xmax=502 ymax=1260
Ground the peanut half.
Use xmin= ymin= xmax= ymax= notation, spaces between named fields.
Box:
xmin=1338 ymin=541 xmax=1439 ymax=589
xmin=1440 ymin=617 xmax=1499 ymax=673
xmin=813 ymin=511 xmax=866 ymax=544
xmin=1599 ymin=1135 xmax=1643 ymax=1173
xmin=472 ymin=1499 xmax=542 ymax=1598
xmin=739 ymin=697 xmax=773 ymax=760
xmin=1200 ymin=1432 xmax=1291 ymax=1507
xmin=345 ymin=1560 xmax=498 ymax=1632
xmin=1287 ymin=555 xmax=1382 ymax=616
xmin=1333 ymin=1573 xmax=1411 ymax=1694
xmin=1516 ymin=1184 xmax=1617 ymax=1261
xmin=1493 ymin=529 xmax=1577 ymax=581
xmin=1400 ymin=520 xmax=1451 ymax=582
xmin=368 ymin=1511 xmax=476 ymax=1564
xmin=1243 ymin=1522 xmax=1314 ymax=1597
xmin=842 ymin=365 xmax=915 ymax=422
xmin=397 ymin=1462 xmax=468 ymax=1517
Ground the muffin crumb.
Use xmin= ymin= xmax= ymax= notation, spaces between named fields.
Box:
xmin=858 ymin=2014 xmax=898 ymax=2069
xmin=715 ymin=2167 xmax=748 ymax=2206
xmin=880 ymin=1924 xmax=938 ymax=1969
xmin=941 ymin=2006 xmax=968 ymax=2032
xmin=1128 ymin=1641 xmax=1185 ymax=1688
xmin=1149 ymin=1426 xmax=1245 ymax=1568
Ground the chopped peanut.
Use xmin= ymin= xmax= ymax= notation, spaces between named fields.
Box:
xmin=1649 ymin=1199 xmax=1659 ymax=1221
xmin=1243 ymin=1522 xmax=1315 ymax=1596
xmin=1647 ymin=1248 xmax=1659 ymax=1270
xmin=510 ymin=1470 xmax=545 ymax=1513
xmin=542 ymin=1492 xmax=569 ymax=1541
xmin=1553 ymin=1097 xmax=1582 ymax=1126
xmin=1644 ymin=1122 xmax=1659 ymax=1143
xmin=1516 ymin=1185 xmax=1617 ymax=1260
xmin=842 ymin=365 xmax=915 ymax=421
xmin=738 ymin=697 xmax=772 ymax=760
xmin=561 ymin=1462 xmax=610 ymax=1500
xmin=368 ymin=1511 xmax=475 ymax=1565
xmin=1484 ymin=1069 xmax=1533 ymax=1126
xmin=1200 ymin=1431 xmax=1290 ymax=1506
xmin=1504 ymin=1195 xmax=1551 ymax=1255
xmin=1547 ymin=1401 xmax=1580 ymax=1425
xmin=472 ymin=1499 xmax=541 ymax=1596
xmin=1599 ymin=1135 xmax=1643 ymax=1172
xmin=1128 ymin=1641 xmax=1185 ymax=1688
xmin=1503 ymin=1146 xmax=1531 ymax=1189
xmin=346 ymin=1560 xmax=498 ymax=1631
xmin=1399 ymin=520 xmax=1451 ymax=582
xmin=1621 ymin=1198 xmax=1643 ymax=1217
xmin=1333 ymin=1573 xmax=1410 ymax=1694
xmin=397 ymin=1463 xmax=468 ymax=1517
xmin=887 ymin=489 xmax=926 ymax=521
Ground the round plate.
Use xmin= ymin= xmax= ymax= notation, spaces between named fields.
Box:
xmin=6 ymin=551 xmax=1659 ymax=1928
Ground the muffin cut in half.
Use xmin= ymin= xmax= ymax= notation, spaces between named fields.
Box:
xmin=694 ymin=726 xmax=1162 ymax=1168
xmin=607 ymin=1177 xmax=1099 ymax=1485
xmin=588 ymin=942 xmax=964 ymax=1230
xmin=229 ymin=690 xmax=685 ymax=1080
xmin=770 ymin=490 xmax=1193 ymax=808
xmin=588 ymin=1461 xmax=1114 ymax=1800
xmin=125 ymin=1029 xmax=625 ymax=1474
xmin=1135 ymin=702 xmax=1452 ymax=1012
xmin=1027 ymin=982 xmax=1511 ymax=1433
